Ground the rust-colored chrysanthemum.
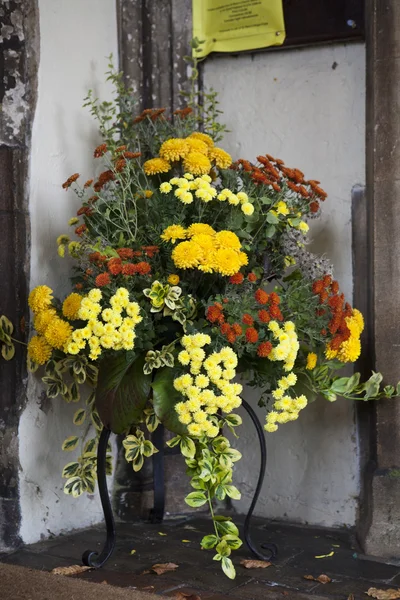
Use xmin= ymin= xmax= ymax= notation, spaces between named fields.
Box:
xmin=247 ymin=272 xmax=257 ymax=282
xmin=258 ymin=309 xmax=271 ymax=323
xmin=245 ymin=327 xmax=258 ymax=343
xmin=257 ymin=341 xmax=272 ymax=357
xmin=75 ymin=224 xmax=87 ymax=236
xmin=121 ymin=263 xmax=137 ymax=276
xmin=242 ymin=313 xmax=254 ymax=326
xmin=136 ymin=261 xmax=151 ymax=275
xmin=94 ymin=143 xmax=107 ymax=158
xmin=117 ymin=248 xmax=134 ymax=260
xmin=255 ymin=289 xmax=269 ymax=305
xmin=107 ymin=258 xmax=123 ymax=275
xmin=232 ymin=323 xmax=243 ymax=335
xmin=62 ymin=173 xmax=79 ymax=190
xmin=229 ymin=272 xmax=244 ymax=285
xmin=95 ymin=272 xmax=111 ymax=287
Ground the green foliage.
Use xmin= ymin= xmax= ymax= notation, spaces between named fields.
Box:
xmin=95 ymin=354 xmax=151 ymax=434
xmin=152 ymin=367 xmax=189 ymax=435
xmin=123 ymin=428 xmax=158 ymax=472
xmin=0 ymin=315 xmax=16 ymax=360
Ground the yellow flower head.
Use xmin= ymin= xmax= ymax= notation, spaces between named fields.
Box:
xmin=187 ymin=223 xmax=215 ymax=237
xmin=191 ymin=233 xmax=214 ymax=252
xmin=214 ymin=248 xmax=246 ymax=276
xmin=241 ymin=202 xmax=254 ymax=216
xmin=62 ymin=293 xmax=82 ymax=320
xmin=298 ymin=221 xmax=309 ymax=233
xmin=185 ymin=138 xmax=209 ymax=155
xmin=160 ymin=182 xmax=172 ymax=194
xmin=214 ymin=230 xmax=241 ymax=251
xmin=44 ymin=318 xmax=73 ymax=350
xmin=208 ymin=147 xmax=232 ymax=169
xmin=337 ymin=337 xmax=361 ymax=363
xmin=33 ymin=308 xmax=57 ymax=335
xmin=237 ymin=191 xmax=248 ymax=204
xmin=183 ymin=152 xmax=211 ymax=176
xmin=172 ymin=241 xmax=203 ymax=269
xmin=28 ymin=335 xmax=52 ymax=365
xmin=276 ymin=201 xmax=289 ymax=216
xmin=161 ymin=224 xmax=187 ymax=244
xmin=159 ymin=138 xmax=189 ymax=162
xmin=88 ymin=289 xmax=102 ymax=302
xmin=306 ymin=352 xmax=317 ymax=370
xmin=188 ymin=132 xmax=214 ymax=148
xmin=143 ymin=157 xmax=170 ymax=176
xmin=168 ymin=274 xmax=180 ymax=285
xmin=28 ymin=285 xmax=53 ymax=313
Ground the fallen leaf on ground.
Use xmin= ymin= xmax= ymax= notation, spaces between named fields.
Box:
xmin=315 ymin=551 xmax=334 ymax=558
xmin=303 ymin=574 xmax=331 ymax=584
xmin=240 ymin=559 xmax=272 ymax=569
xmin=51 ymin=565 xmax=92 ymax=576
xmin=366 ymin=588 xmax=400 ymax=599
xmin=332 ymin=544 xmax=340 ymax=548
xmin=174 ymin=592 xmax=201 ymax=600
xmin=141 ymin=586 xmax=155 ymax=591
xmin=151 ymin=562 xmax=179 ymax=575
xmin=130 ymin=549 xmax=136 ymax=555
xmin=100 ymin=581 xmax=108 ymax=584
xmin=158 ymin=532 xmax=167 ymax=536
xmin=181 ymin=539 xmax=191 ymax=543
xmin=347 ymin=594 xmax=355 ymax=600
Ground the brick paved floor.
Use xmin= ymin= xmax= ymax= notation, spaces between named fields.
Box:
xmin=1 ymin=516 xmax=400 ymax=600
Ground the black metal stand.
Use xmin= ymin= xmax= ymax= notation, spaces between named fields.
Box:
xmin=82 ymin=401 xmax=277 ymax=567
xmin=82 ymin=427 xmax=116 ymax=568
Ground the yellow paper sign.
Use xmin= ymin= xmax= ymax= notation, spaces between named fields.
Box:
xmin=192 ymin=0 xmax=286 ymax=58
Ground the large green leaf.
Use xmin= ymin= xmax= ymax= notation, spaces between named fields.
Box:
xmin=151 ymin=367 xmax=188 ymax=435
xmin=96 ymin=354 xmax=151 ymax=434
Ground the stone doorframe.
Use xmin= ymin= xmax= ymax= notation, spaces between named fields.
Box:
xmin=116 ymin=0 xmax=400 ymax=555
xmin=0 ymin=1 xmax=39 ymax=551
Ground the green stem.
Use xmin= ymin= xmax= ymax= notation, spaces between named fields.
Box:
xmin=207 ymin=487 xmax=220 ymax=540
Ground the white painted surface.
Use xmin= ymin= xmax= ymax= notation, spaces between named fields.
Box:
xmin=204 ymin=43 xmax=365 ymax=526
xmin=19 ymin=0 xmax=118 ymax=544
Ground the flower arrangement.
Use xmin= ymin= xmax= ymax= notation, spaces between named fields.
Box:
xmin=1 ymin=55 xmax=399 ymax=580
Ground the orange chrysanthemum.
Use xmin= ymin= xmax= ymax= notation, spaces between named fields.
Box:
xmin=229 ymin=273 xmax=244 ymax=285
xmin=242 ymin=313 xmax=254 ymax=326
xmin=245 ymin=327 xmax=259 ymax=343
xmin=136 ymin=261 xmax=151 ymax=275
xmin=62 ymin=173 xmax=79 ymax=190
xmin=257 ymin=341 xmax=273 ymax=357
xmin=247 ymin=272 xmax=257 ymax=282
xmin=121 ymin=263 xmax=137 ymax=276
xmin=94 ymin=143 xmax=107 ymax=158
xmin=255 ymin=289 xmax=269 ymax=305
xmin=95 ymin=273 xmax=111 ymax=287
xmin=117 ymin=248 xmax=134 ymax=260
xmin=258 ymin=309 xmax=271 ymax=323
xmin=108 ymin=258 xmax=123 ymax=275
xmin=232 ymin=323 xmax=243 ymax=335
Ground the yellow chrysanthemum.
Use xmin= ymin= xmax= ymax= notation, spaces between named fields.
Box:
xmin=27 ymin=335 xmax=52 ymax=365
xmin=33 ymin=308 xmax=57 ymax=335
xmin=188 ymin=131 xmax=214 ymax=147
xmin=208 ymin=147 xmax=232 ymax=169
xmin=191 ymin=234 xmax=215 ymax=252
xmin=28 ymin=285 xmax=53 ymax=313
xmin=185 ymin=138 xmax=209 ymax=155
xmin=298 ymin=221 xmax=309 ymax=233
xmin=241 ymin=202 xmax=254 ymax=216
xmin=325 ymin=344 xmax=338 ymax=360
xmin=187 ymin=223 xmax=215 ymax=237
xmin=214 ymin=248 xmax=246 ymax=276
xmin=306 ymin=352 xmax=317 ymax=370
xmin=44 ymin=318 xmax=73 ymax=350
xmin=172 ymin=241 xmax=203 ymax=269
xmin=168 ymin=274 xmax=180 ymax=285
xmin=352 ymin=308 xmax=364 ymax=333
xmin=159 ymin=138 xmax=190 ymax=162
xmin=183 ymin=152 xmax=211 ymax=176
xmin=265 ymin=423 xmax=278 ymax=433
xmin=160 ymin=182 xmax=172 ymax=193
xmin=143 ymin=157 xmax=171 ymax=176
xmin=161 ymin=224 xmax=187 ymax=244
xmin=214 ymin=230 xmax=241 ymax=250
xmin=62 ymin=293 xmax=82 ymax=320
xmin=337 ymin=337 xmax=361 ymax=363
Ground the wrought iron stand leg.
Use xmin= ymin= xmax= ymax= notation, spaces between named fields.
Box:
xmin=149 ymin=423 xmax=165 ymax=523
xmin=82 ymin=427 xmax=116 ymax=568
xmin=242 ymin=398 xmax=278 ymax=561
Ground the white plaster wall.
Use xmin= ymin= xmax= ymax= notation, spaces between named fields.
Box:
xmin=18 ymin=0 xmax=118 ymax=544
xmin=204 ymin=44 xmax=365 ymax=527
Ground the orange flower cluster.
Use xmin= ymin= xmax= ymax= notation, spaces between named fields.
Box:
xmin=133 ymin=108 xmax=166 ymax=124
xmin=312 ymin=275 xmax=352 ymax=349
xmin=62 ymin=173 xmax=80 ymax=190
xmin=173 ymin=106 xmax=193 ymax=118
xmin=229 ymin=271 xmax=258 ymax=285
xmin=75 ymin=224 xmax=87 ymax=236
xmin=231 ymin=153 xmax=327 ymax=212
xmin=93 ymin=170 xmax=115 ymax=192
xmin=94 ymin=143 xmax=108 ymax=158
xmin=254 ymin=290 xmax=283 ymax=321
